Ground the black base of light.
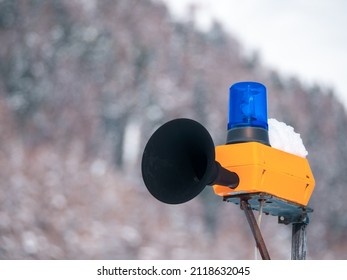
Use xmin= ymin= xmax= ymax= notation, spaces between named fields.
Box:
xmin=227 ymin=126 xmax=270 ymax=146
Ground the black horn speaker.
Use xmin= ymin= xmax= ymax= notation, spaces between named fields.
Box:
xmin=141 ymin=118 xmax=239 ymax=204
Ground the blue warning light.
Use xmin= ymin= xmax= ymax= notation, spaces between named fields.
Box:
xmin=228 ymin=82 xmax=268 ymax=131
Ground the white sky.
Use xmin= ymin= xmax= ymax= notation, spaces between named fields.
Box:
xmin=161 ymin=0 xmax=347 ymax=108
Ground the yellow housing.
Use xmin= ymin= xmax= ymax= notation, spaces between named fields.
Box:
xmin=213 ymin=142 xmax=315 ymax=216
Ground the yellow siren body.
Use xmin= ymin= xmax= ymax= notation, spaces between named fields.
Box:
xmin=213 ymin=142 xmax=315 ymax=219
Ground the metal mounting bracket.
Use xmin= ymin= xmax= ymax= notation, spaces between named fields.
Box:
xmin=240 ymin=199 xmax=271 ymax=260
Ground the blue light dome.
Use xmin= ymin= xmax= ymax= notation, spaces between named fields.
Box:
xmin=228 ymin=82 xmax=268 ymax=130
xmin=227 ymin=82 xmax=270 ymax=145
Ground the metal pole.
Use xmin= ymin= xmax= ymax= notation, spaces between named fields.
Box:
xmin=240 ymin=200 xmax=271 ymax=260
xmin=291 ymin=222 xmax=307 ymax=260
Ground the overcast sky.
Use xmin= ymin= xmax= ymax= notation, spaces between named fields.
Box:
xmin=161 ymin=0 xmax=347 ymax=108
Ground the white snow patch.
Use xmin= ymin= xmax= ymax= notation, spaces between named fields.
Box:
xmin=268 ymin=118 xmax=308 ymax=158
xmin=90 ymin=159 xmax=107 ymax=176
xmin=123 ymin=121 xmax=141 ymax=166
xmin=21 ymin=231 xmax=38 ymax=255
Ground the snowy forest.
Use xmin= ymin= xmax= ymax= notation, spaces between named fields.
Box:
xmin=0 ymin=0 xmax=346 ymax=259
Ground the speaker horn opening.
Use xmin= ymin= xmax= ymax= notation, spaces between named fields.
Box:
xmin=141 ymin=118 xmax=239 ymax=204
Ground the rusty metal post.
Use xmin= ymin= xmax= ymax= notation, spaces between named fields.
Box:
xmin=240 ymin=200 xmax=271 ymax=260
xmin=291 ymin=222 xmax=307 ymax=260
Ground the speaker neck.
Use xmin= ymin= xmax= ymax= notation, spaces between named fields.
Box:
xmin=208 ymin=161 xmax=239 ymax=189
